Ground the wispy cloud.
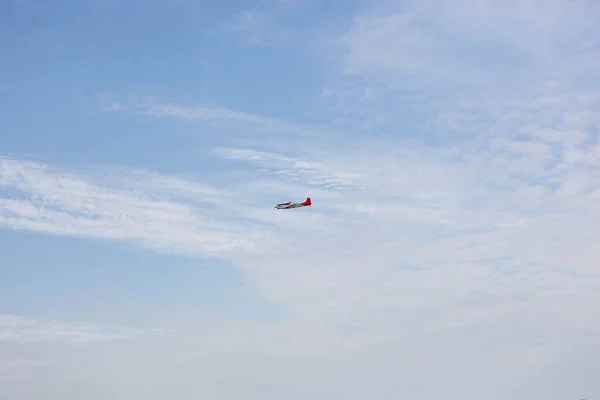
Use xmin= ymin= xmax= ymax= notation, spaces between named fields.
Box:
xmin=333 ymin=0 xmax=600 ymax=86
xmin=99 ymin=96 xmax=272 ymax=124
xmin=285 ymin=1 xmax=600 ymax=343
xmin=0 ymin=314 xmax=169 ymax=343
xmin=0 ymin=156 xmax=270 ymax=256
xmin=2 ymin=0 xmax=600 ymax=396
xmin=211 ymin=3 xmax=307 ymax=47
xmin=99 ymin=102 xmax=126 ymax=112
xmin=211 ymin=146 xmax=362 ymax=190
xmin=3 ymin=112 xmax=598 ymax=336
xmin=8 ymin=72 xmax=600 ymax=324
xmin=232 ymin=9 xmax=270 ymax=45
xmin=98 ymin=94 xmax=325 ymax=155
xmin=140 ymin=103 xmax=272 ymax=124
xmin=98 ymin=94 xmax=304 ymax=137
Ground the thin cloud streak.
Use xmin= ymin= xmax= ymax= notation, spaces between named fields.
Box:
xmin=0 ymin=156 xmax=269 ymax=256
xmin=0 ymin=314 xmax=170 ymax=343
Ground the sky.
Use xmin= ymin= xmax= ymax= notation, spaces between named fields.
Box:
xmin=1 ymin=0 xmax=600 ymax=398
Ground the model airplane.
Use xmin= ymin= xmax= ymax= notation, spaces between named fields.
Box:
xmin=274 ymin=197 xmax=312 ymax=209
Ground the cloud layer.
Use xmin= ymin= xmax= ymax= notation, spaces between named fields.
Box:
xmin=2 ymin=0 xmax=600 ymax=398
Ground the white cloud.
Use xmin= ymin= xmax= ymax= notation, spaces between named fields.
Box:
xmin=0 ymin=314 xmax=171 ymax=398
xmin=6 ymin=78 xmax=600 ymax=331
xmin=0 ymin=156 xmax=270 ymax=256
xmin=99 ymin=95 xmax=274 ymax=125
xmin=0 ymin=314 xmax=169 ymax=343
xmin=140 ymin=103 xmax=270 ymax=124
xmin=211 ymin=5 xmax=303 ymax=47
xmin=6 ymin=87 xmax=600 ymax=400
xmin=5 ymin=109 xmax=598 ymax=334
xmin=324 ymin=0 xmax=600 ymax=134
xmin=233 ymin=9 xmax=269 ymax=45
xmin=340 ymin=13 xmax=433 ymax=76
xmin=211 ymin=146 xmax=363 ymax=190
xmin=298 ymin=0 xmax=600 ymax=349
xmin=97 ymin=95 xmax=322 ymax=151
xmin=3 ymin=0 xmax=600 ymax=397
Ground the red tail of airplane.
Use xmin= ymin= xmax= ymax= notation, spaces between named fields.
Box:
xmin=301 ymin=197 xmax=312 ymax=206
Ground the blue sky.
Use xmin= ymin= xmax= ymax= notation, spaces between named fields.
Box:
xmin=1 ymin=0 xmax=600 ymax=399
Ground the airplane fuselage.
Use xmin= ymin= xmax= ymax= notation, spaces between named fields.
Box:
xmin=274 ymin=197 xmax=312 ymax=210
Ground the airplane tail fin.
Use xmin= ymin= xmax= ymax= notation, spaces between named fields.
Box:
xmin=301 ymin=197 xmax=312 ymax=206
